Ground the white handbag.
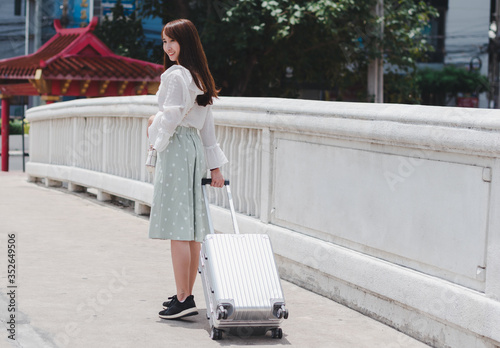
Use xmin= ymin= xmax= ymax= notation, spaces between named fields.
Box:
xmin=145 ymin=145 xmax=157 ymax=173
xmin=146 ymin=104 xmax=194 ymax=173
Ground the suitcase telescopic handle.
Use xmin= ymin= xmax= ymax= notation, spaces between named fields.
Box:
xmin=201 ymin=178 xmax=240 ymax=235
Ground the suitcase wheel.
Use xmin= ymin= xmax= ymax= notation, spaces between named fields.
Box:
xmin=216 ymin=305 xmax=228 ymax=320
xmin=271 ymin=328 xmax=283 ymax=339
xmin=275 ymin=305 xmax=289 ymax=319
xmin=210 ymin=327 xmax=223 ymax=340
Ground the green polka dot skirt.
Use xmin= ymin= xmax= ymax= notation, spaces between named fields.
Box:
xmin=149 ymin=127 xmax=209 ymax=242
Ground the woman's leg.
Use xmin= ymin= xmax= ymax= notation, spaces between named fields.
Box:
xmin=170 ymin=240 xmax=191 ymax=301
xmin=188 ymin=241 xmax=201 ymax=295
xmin=171 ymin=240 xmax=201 ymax=300
xmin=160 ymin=240 xmax=199 ymax=319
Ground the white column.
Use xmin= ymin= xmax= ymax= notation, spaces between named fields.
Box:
xmin=34 ymin=0 xmax=42 ymax=51
xmin=367 ymin=0 xmax=384 ymax=103
xmin=24 ymin=0 xmax=31 ymax=55
xmin=89 ymin=0 xmax=94 ymax=21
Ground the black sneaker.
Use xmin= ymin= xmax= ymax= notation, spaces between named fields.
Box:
xmin=162 ymin=295 xmax=177 ymax=309
xmin=159 ymin=295 xmax=198 ymax=319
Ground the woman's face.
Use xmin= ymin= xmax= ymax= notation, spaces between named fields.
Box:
xmin=163 ymin=34 xmax=180 ymax=63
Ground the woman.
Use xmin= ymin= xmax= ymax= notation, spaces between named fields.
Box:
xmin=147 ymin=19 xmax=227 ymax=320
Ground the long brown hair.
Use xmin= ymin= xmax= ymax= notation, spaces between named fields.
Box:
xmin=163 ymin=19 xmax=218 ymax=106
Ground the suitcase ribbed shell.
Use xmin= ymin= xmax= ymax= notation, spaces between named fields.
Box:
xmin=200 ymin=233 xmax=286 ymax=328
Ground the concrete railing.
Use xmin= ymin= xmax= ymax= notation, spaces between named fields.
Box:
xmin=26 ymin=96 xmax=500 ymax=348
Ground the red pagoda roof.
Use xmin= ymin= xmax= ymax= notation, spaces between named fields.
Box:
xmin=0 ymin=18 xmax=163 ymax=98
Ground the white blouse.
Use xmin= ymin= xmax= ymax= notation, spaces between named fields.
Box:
xmin=148 ymin=65 xmax=228 ymax=170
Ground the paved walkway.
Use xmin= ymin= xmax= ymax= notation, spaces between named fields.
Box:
xmin=0 ymin=171 xmax=430 ymax=348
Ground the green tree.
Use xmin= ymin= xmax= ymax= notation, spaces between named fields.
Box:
xmin=140 ymin=0 xmax=438 ymax=98
xmin=415 ymin=66 xmax=489 ymax=106
xmin=384 ymin=71 xmax=421 ymax=104
xmin=94 ymin=0 xmax=154 ymax=61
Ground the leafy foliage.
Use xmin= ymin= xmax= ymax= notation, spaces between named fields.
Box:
xmin=415 ymin=66 xmax=489 ymax=105
xmin=139 ymin=0 xmax=438 ymax=98
xmin=94 ymin=0 xmax=153 ymax=61
xmin=0 ymin=120 xmax=28 ymax=135
xmin=384 ymin=71 xmax=421 ymax=104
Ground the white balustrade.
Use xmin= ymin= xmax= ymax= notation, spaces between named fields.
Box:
xmin=205 ymin=125 xmax=262 ymax=217
xmin=26 ymin=96 xmax=500 ymax=348
xmin=26 ymin=97 xmax=266 ymax=218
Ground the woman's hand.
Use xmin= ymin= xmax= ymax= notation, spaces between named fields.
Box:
xmin=210 ymin=168 xmax=224 ymax=188
xmin=147 ymin=115 xmax=155 ymax=137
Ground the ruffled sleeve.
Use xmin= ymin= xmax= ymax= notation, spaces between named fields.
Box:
xmin=199 ymin=107 xmax=228 ymax=170
xmin=148 ymin=69 xmax=191 ymax=152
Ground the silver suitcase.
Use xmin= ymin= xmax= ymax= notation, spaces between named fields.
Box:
xmin=199 ymin=179 xmax=289 ymax=340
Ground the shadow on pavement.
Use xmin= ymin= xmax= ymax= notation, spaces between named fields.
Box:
xmin=156 ymin=308 xmax=291 ymax=345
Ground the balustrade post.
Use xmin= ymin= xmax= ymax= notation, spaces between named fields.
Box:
xmin=141 ymin=118 xmax=148 ymax=182
xmin=259 ymin=127 xmax=272 ymax=223
xmin=102 ymin=117 xmax=108 ymax=173
xmin=48 ymin=119 xmax=52 ymax=164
